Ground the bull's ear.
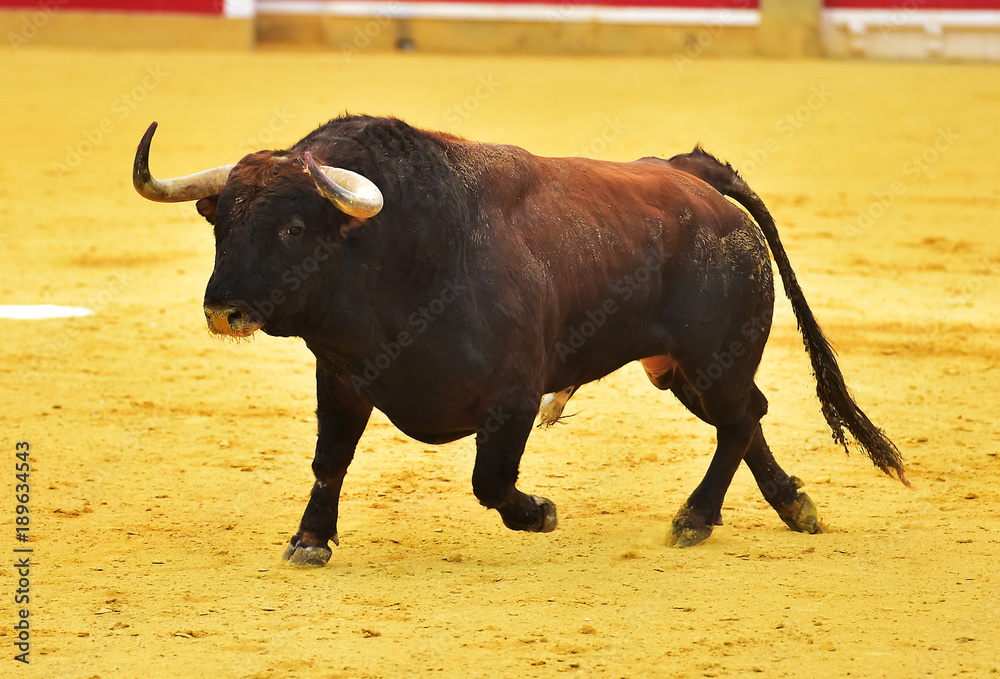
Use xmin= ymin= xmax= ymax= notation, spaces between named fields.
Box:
xmin=196 ymin=196 xmax=219 ymax=225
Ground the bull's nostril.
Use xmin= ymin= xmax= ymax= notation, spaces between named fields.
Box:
xmin=228 ymin=311 xmax=243 ymax=328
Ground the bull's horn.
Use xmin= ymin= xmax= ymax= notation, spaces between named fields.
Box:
xmin=303 ymin=151 xmax=383 ymax=219
xmin=133 ymin=122 xmax=235 ymax=202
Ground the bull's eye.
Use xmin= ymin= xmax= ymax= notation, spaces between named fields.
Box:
xmin=282 ymin=220 xmax=305 ymax=241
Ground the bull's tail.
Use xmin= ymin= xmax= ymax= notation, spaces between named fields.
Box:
xmin=665 ymin=146 xmax=908 ymax=485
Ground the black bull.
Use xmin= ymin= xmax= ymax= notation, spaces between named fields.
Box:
xmin=133 ymin=115 xmax=906 ymax=567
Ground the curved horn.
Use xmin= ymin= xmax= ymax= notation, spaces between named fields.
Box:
xmin=303 ymin=151 xmax=383 ymax=219
xmin=133 ymin=122 xmax=235 ymax=203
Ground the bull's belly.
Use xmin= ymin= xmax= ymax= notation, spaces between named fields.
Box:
xmin=358 ymin=380 xmax=485 ymax=441
xmin=389 ymin=424 xmax=476 ymax=445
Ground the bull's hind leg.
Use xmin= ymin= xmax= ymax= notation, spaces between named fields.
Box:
xmin=472 ymin=397 xmax=557 ymax=533
xmin=665 ymin=376 xmax=768 ymax=547
xmin=743 ymin=426 xmax=822 ymax=534
xmin=283 ymin=364 xmax=372 ymax=567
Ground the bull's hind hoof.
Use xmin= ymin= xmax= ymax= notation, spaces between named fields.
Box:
xmin=500 ymin=495 xmax=558 ymax=533
xmin=532 ymin=495 xmax=558 ymax=533
xmin=776 ymin=486 xmax=823 ymax=534
xmin=281 ymin=537 xmax=334 ymax=567
xmin=668 ymin=509 xmax=714 ymax=548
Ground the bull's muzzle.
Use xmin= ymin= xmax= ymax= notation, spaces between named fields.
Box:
xmin=204 ymin=302 xmax=263 ymax=338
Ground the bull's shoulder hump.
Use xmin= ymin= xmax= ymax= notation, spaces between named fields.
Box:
xmin=438 ymin=137 xmax=533 ymax=166
xmin=438 ymin=139 xmax=538 ymax=193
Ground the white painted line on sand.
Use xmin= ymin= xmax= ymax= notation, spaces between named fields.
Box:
xmin=0 ymin=305 xmax=96 ymax=320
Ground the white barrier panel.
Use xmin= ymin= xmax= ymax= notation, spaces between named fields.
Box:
xmin=823 ymin=3 xmax=1000 ymax=60
xmin=257 ymin=0 xmax=759 ymax=25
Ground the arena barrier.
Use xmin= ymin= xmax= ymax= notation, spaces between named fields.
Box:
xmin=822 ymin=1 xmax=1000 ymax=61
xmin=2 ymin=0 xmax=999 ymax=59
xmin=0 ymin=0 xmax=255 ymax=49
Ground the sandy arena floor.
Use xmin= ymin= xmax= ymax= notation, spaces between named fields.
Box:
xmin=1 ymin=46 xmax=999 ymax=678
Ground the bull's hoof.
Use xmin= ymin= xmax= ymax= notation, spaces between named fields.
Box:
xmin=500 ymin=495 xmax=558 ymax=533
xmin=776 ymin=490 xmax=822 ymax=534
xmin=532 ymin=495 xmax=558 ymax=533
xmin=667 ymin=509 xmax=714 ymax=548
xmin=281 ymin=536 xmax=334 ymax=567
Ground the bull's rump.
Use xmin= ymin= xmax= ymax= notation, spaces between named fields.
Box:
xmin=468 ymin=151 xmax=774 ymax=393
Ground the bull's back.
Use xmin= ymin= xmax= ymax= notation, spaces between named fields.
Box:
xmin=515 ymin=153 xmax=751 ymax=277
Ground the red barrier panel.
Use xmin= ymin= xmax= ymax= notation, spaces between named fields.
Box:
xmin=826 ymin=1 xmax=1000 ymax=8
xmin=0 ymin=0 xmax=223 ymax=14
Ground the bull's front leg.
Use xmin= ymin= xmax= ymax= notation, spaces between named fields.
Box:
xmin=282 ymin=364 xmax=372 ymax=567
xmin=472 ymin=398 xmax=557 ymax=533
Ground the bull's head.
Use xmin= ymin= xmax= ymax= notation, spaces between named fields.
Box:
xmin=133 ymin=122 xmax=383 ymax=339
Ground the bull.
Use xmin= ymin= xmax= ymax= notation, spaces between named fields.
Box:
xmin=133 ymin=115 xmax=907 ymax=567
